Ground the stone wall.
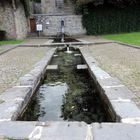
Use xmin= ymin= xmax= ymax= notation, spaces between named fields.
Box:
xmin=0 ymin=1 xmax=28 ymax=39
xmin=14 ymin=2 xmax=28 ymax=39
xmin=35 ymin=15 xmax=86 ymax=36
xmin=0 ymin=2 xmax=16 ymax=39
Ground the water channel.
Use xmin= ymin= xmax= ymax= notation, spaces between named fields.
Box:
xmin=19 ymin=47 xmax=109 ymax=124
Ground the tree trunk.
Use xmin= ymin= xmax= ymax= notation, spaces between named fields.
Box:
xmin=12 ymin=0 xmax=16 ymax=10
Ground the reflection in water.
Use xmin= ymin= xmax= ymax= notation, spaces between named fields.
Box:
xmin=19 ymin=49 xmax=108 ymax=123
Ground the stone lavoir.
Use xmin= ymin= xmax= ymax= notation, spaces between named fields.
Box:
xmin=18 ymin=47 xmax=111 ymax=124
xmin=0 ymin=45 xmax=140 ymax=139
xmin=0 ymin=46 xmax=139 ymax=123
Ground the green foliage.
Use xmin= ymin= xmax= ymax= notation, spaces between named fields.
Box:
xmin=20 ymin=0 xmax=30 ymax=17
xmin=73 ymin=0 xmax=139 ymax=6
xmin=30 ymin=0 xmax=41 ymax=3
xmin=0 ymin=30 xmax=6 ymax=41
xmin=82 ymin=5 xmax=140 ymax=35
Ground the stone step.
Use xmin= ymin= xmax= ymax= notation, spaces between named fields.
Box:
xmin=46 ymin=65 xmax=58 ymax=70
xmin=77 ymin=64 xmax=88 ymax=70
xmin=56 ymin=0 xmax=64 ymax=8
xmin=74 ymin=54 xmax=82 ymax=57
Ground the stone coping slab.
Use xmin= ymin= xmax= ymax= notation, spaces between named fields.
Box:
xmin=0 ymin=121 xmax=87 ymax=140
xmin=0 ymin=48 xmax=57 ymax=121
xmin=92 ymin=123 xmax=140 ymax=140
xmin=0 ymin=86 xmax=32 ymax=121
xmin=111 ymin=100 xmax=140 ymax=121
xmin=80 ymin=47 xmax=140 ymax=123
xmin=98 ymin=77 xmax=135 ymax=100
xmin=0 ymin=122 xmax=140 ymax=139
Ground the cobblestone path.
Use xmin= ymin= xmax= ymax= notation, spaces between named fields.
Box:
xmin=0 ymin=47 xmax=50 ymax=94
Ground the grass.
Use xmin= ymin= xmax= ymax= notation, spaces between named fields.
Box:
xmin=0 ymin=40 xmax=23 ymax=46
xmin=103 ymin=32 xmax=140 ymax=47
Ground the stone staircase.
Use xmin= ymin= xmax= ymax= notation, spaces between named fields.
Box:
xmin=56 ymin=0 xmax=64 ymax=9
xmin=64 ymin=0 xmax=75 ymax=14
xmin=55 ymin=0 xmax=74 ymax=15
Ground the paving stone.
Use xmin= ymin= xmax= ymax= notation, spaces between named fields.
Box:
xmin=77 ymin=64 xmax=88 ymax=70
xmin=92 ymin=123 xmax=140 ymax=140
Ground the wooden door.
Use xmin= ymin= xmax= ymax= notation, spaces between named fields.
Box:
xmin=30 ymin=18 xmax=36 ymax=32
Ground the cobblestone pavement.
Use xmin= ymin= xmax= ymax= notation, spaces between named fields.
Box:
xmin=22 ymin=38 xmax=49 ymax=45
xmin=84 ymin=43 xmax=140 ymax=107
xmin=0 ymin=47 xmax=50 ymax=94
xmin=78 ymin=35 xmax=111 ymax=43
xmin=0 ymin=45 xmax=17 ymax=54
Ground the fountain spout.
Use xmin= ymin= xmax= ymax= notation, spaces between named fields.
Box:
xmin=61 ymin=20 xmax=65 ymax=43
xmin=65 ymin=45 xmax=73 ymax=54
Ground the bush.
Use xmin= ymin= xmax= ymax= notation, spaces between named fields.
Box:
xmin=0 ymin=30 xmax=6 ymax=41
xmin=82 ymin=5 xmax=140 ymax=35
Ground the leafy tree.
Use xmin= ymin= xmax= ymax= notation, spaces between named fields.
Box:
xmin=73 ymin=0 xmax=139 ymax=6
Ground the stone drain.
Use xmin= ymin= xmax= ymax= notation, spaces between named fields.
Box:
xmin=0 ymin=46 xmax=140 ymax=139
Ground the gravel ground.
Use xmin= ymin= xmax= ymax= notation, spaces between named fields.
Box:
xmin=83 ymin=43 xmax=140 ymax=107
xmin=0 ymin=47 xmax=50 ymax=94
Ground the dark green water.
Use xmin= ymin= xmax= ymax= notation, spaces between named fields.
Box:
xmin=19 ymin=48 xmax=108 ymax=123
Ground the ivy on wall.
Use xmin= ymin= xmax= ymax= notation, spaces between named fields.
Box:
xmin=82 ymin=5 xmax=140 ymax=35
xmin=20 ymin=0 xmax=30 ymax=17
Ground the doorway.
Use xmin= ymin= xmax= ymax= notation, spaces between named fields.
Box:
xmin=30 ymin=18 xmax=36 ymax=33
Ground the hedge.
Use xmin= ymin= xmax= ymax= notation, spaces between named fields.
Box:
xmin=0 ymin=30 xmax=6 ymax=41
xmin=82 ymin=5 xmax=140 ymax=35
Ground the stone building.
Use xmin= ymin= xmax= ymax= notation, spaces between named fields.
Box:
xmin=0 ymin=0 xmax=28 ymax=39
xmin=41 ymin=0 xmax=74 ymax=15
xmin=30 ymin=0 xmax=86 ymax=36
